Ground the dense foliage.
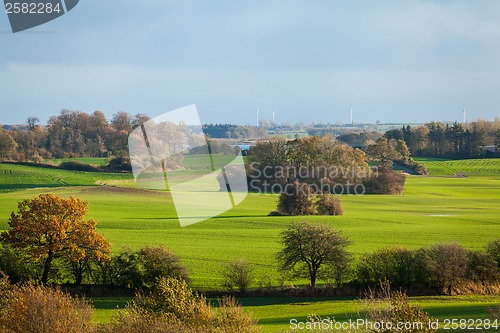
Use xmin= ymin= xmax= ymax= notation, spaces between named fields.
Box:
xmin=385 ymin=121 xmax=500 ymax=159
xmin=0 ymin=194 xmax=111 ymax=285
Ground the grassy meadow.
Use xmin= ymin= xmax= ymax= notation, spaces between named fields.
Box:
xmin=0 ymin=157 xmax=499 ymax=331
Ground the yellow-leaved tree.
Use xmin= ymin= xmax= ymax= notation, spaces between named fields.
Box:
xmin=1 ymin=194 xmax=111 ymax=285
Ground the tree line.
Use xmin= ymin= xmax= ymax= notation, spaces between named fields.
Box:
xmin=0 ymin=110 xmax=152 ymax=161
xmin=385 ymin=120 xmax=500 ymax=159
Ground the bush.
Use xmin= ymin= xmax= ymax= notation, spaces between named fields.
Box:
xmin=487 ymin=238 xmax=500 ymax=271
xmin=424 ymin=243 xmax=470 ymax=294
xmin=101 ymin=277 xmax=259 ymax=333
xmin=364 ymin=168 xmax=406 ymax=194
xmin=276 ymin=182 xmax=344 ymax=216
xmin=364 ymin=281 xmax=437 ymax=333
xmin=106 ymin=156 xmax=132 ymax=172
xmin=138 ymin=245 xmax=189 ymax=287
xmin=466 ymin=251 xmax=500 ymax=283
xmin=357 ymin=246 xmax=419 ymax=288
xmin=0 ymin=278 xmax=95 ymax=333
xmin=278 ymin=181 xmax=316 ymax=215
xmin=94 ymin=246 xmax=142 ymax=288
xmin=60 ymin=161 xmax=100 ymax=172
xmin=316 ymin=193 xmax=344 ymax=216
xmin=222 ymin=257 xmax=254 ymax=294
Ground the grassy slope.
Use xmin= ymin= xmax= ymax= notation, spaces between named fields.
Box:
xmin=0 ymin=159 xmax=499 ymax=332
xmin=0 ymin=163 xmax=131 ymax=192
xmin=1 ymin=176 xmax=498 ymax=289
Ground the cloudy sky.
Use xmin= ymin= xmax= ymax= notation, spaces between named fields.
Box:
xmin=1 ymin=0 xmax=500 ymax=125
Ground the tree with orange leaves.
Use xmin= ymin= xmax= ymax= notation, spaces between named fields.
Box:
xmin=1 ymin=194 xmax=111 ymax=285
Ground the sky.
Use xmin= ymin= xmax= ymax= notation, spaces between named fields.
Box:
xmin=1 ymin=0 xmax=500 ymax=126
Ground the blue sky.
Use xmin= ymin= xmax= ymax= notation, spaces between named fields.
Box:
xmin=1 ymin=0 xmax=500 ymax=125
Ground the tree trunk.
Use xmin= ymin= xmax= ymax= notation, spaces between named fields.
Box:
xmin=41 ymin=251 xmax=54 ymax=286
xmin=310 ymin=269 xmax=317 ymax=288
xmin=74 ymin=262 xmax=83 ymax=285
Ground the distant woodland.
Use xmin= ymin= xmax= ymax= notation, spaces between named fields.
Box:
xmin=0 ymin=109 xmax=499 ymax=162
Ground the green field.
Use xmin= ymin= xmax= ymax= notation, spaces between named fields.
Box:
xmin=0 ymin=163 xmax=132 ymax=192
xmin=0 ymin=158 xmax=499 ymax=332
xmin=90 ymin=295 xmax=500 ymax=332
xmin=415 ymin=157 xmax=500 ymax=176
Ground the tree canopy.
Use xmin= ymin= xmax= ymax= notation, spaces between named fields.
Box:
xmin=277 ymin=221 xmax=351 ymax=288
xmin=1 ymin=194 xmax=110 ymax=285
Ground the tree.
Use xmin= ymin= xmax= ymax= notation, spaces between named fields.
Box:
xmin=94 ymin=246 xmax=142 ymax=288
xmin=111 ymin=111 xmax=133 ymax=133
xmin=424 ymin=243 xmax=469 ymax=293
xmin=277 ymin=221 xmax=350 ymax=288
xmin=26 ymin=116 xmax=40 ymax=131
xmin=1 ymin=194 xmax=111 ymax=285
xmin=366 ymin=137 xmax=400 ymax=167
xmin=0 ymin=129 xmax=17 ymax=159
xmin=222 ymin=257 xmax=254 ymax=294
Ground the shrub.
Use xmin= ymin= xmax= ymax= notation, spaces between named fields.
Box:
xmin=222 ymin=257 xmax=254 ymax=294
xmin=276 ymin=182 xmax=345 ymax=216
xmin=316 ymin=193 xmax=344 ymax=216
xmin=357 ymin=246 xmax=419 ymax=288
xmin=60 ymin=161 xmax=100 ymax=172
xmin=278 ymin=181 xmax=316 ymax=215
xmin=364 ymin=281 xmax=437 ymax=333
xmin=364 ymin=168 xmax=406 ymax=194
xmin=0 ymin=280 xmax=95 ymax=333
xmin=487 ymin=238 xmax=500 ymax=271
xmin=466 ymin=251 xmax=500 ymax=283
xmin=106 ymin=156 xmax=132 ymax=172
xmin=424 ymin=243 xmax=470 ymax=294
xmin=101 ymin=277 xmax=259 ymax=333
xmin=138 ymin=245 xmax=189 ymax=287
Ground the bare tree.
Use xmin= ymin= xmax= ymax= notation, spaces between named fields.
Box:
xmin=222 ymin=257 xmax=254 ymax=294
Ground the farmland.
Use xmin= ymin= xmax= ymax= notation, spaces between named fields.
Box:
xmin=0 ymin=158 xmax=499 ymax=332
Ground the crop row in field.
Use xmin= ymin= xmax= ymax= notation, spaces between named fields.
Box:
xmin=415 ymin=158 xmax=500 ymax=176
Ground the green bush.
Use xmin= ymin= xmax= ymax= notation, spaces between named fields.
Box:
xmin=357 ymin=246 xmax=420 ymax=288
xmin=138 ymin=245 xmax=189 ymax=287
xmin=487 ymin=238 xmax=500 ymax=271
xmin=0 ymin=244 xmax=39 ymax=284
